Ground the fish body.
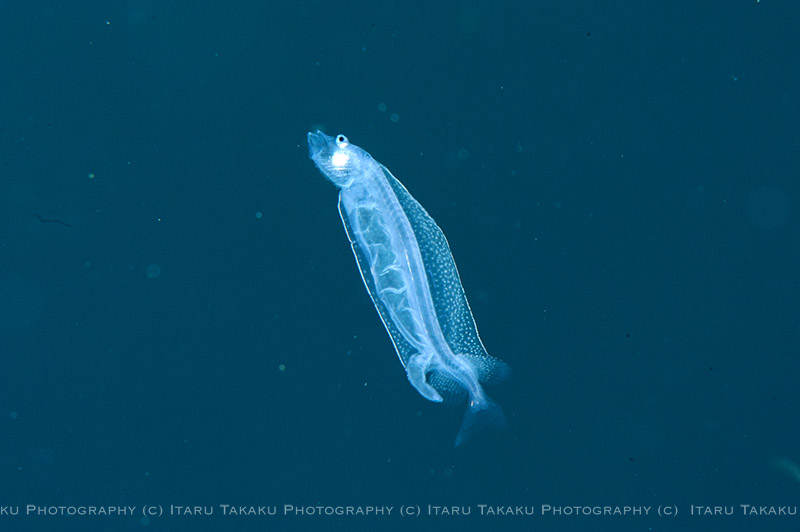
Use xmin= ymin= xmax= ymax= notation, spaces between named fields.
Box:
xmin=307 ymin=131 xmax=510 ymax=445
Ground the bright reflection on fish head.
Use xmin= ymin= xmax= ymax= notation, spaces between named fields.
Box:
xmin=331 ymin=150 xmax=349 ymax=169
xmin=331 ymin=133 xmax=351 ymax=169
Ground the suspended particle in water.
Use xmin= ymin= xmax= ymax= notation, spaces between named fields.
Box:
xmin=146 ymin=264 xmax=161 ymax=279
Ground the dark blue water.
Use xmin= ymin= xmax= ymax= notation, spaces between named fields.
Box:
xmin=2 ymin=1 xmax=798 ymax=531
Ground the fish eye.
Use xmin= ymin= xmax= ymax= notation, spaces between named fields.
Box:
xmin=335 ymin=134 xmax=349 ymax=149
xmin=337 ymin=135 xmax=346 ymax=143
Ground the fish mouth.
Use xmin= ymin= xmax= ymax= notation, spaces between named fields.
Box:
xmin=307 ymin=130 xmax=330 ymax=156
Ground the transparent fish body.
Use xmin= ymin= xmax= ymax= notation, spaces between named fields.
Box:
xmin=308 ymin=131 xmax=510 ymax=445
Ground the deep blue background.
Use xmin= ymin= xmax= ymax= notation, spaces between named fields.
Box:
xmin=1 ymin=1 xmax=798 ymax=531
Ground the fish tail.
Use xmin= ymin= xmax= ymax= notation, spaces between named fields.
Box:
xmin=455 ymin=393 xmax=508 ymax=447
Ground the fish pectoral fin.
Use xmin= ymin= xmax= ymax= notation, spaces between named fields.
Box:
xmin=406 ymin=354 xmax=443 ymax=403
xmin=457 ymin=353 xmax=512 ymax=385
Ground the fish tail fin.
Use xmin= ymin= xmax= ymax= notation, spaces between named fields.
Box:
xmin=455 ymin=394 xmax=508 ymax=447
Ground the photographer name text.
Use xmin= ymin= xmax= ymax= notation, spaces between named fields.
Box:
xmin=0 ymin=503 xmax=795 ymax=519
